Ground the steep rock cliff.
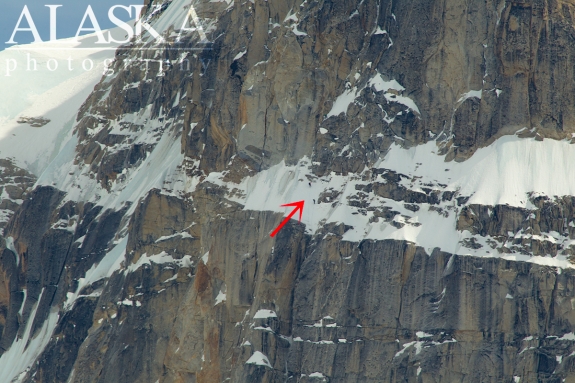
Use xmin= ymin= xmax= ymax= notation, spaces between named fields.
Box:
xmin=2 ymin=0 xmax=575 ymax=382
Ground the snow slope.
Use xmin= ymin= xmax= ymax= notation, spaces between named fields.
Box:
xmin=205 ymin=134 xmax=575 ymax=269
xmin=0 ymin=28 xmax=127 ymax=383
xmin=0 ymin=290 xmax=60 ymax=383
xmin=378 ymin=135 xmax=575 ymax=209
xmin=0 ymin=36 xmax=116 ymax=176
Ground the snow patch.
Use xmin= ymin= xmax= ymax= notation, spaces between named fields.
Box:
xmin=202 ymin=251 xmax=209 ymax=265
xmin=416 ymin=331 xmax=433 ymax=338
xmin=0 ymin=290 xmax=60 ymax=383
xmin=254 ymin=309 xmax=277 ymax=319
xmin=64 ymin=237 xmax=128 ymax=311
xmin=326 ymin=87 xmax=360 ymax=118
xmin=457 ymin=90 xmax=482 ymax=103
xmin=246 ymin=351 xmax=272 ymax=368
xmin=215 ymin=289 xmax=226 ymax=305
xmin=126 ymin=251 xmax=193 ymax=273
xmin=558 ymin=332 xmax=575 ymax=341
xmin=233 ymin=50 xmax=247 ymax=61
xmin=374 ymin=26 xmax=387 ymax=35
xmin=326 ymin=72 xmax=419 ymax=118
xmin=5 ymin=236 xmax=18 ymax=265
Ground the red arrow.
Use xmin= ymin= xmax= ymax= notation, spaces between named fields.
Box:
xmin=270 ymin=200 xmax=305 ymax=237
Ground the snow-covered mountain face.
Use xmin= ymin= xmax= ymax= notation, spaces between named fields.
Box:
xmin=2 ymin=0 xmax=575 ymax=381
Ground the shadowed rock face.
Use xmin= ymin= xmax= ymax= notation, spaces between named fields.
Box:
xmin=2 ymin=0 xmax=575 ymax=382
xmin=7 ymin=190 xmax=575 ymax=382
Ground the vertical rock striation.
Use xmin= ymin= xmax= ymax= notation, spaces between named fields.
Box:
xmin=2 ymin=0 xmax=575 ymax=382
